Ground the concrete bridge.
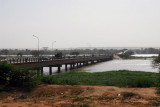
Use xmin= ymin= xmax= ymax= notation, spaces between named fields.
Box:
xmin=11 ymin=56 xmax=113 ymax=75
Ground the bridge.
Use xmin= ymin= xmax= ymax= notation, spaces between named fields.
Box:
xmin=3 ymin=56 xmax=113 ymax=75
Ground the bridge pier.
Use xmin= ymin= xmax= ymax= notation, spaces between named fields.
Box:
xmin=83 ymin=62 xmax=86 ymax=66
xmin=86 ymin=61 xmax=89 ymax=66
xmin=91 ymin=61 xmax=94 ymax=64
xmin=79 ymin=63 xmax=82 ymax=67
xmin=40 ymin=67 xmax=43 ymax=75
xmin=65 ymin=64 xmax=68 ymax=71
xmin=72 ymin=63 xmax=75 ymax=69
xmin=70 ymin=64 xmax=73 ymax=70
xmin=76 ymin=63 xmax=79 ymax=68
xmin=58 ymin=66 xmax=61 ymax=73
xmin=49 ymin=66 xmax=52 ymax=75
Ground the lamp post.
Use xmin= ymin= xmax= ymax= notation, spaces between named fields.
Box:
xmin=33 ymin=35 xmax=39 ymax=57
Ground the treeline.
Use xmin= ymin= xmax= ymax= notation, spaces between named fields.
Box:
xmin=133 ymin=48 xmax=159 ymax=54
xmin=0 ymin=48 xmax=159 ymax=56
xmin=0 ymin=48 xmax=121 ymax=56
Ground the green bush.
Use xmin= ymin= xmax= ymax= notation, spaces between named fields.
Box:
xmin=42 ymin=76 xmax=79 ymax=85
xmin=0 ymin=62 xmax=16 ymax=85
xmin=42 ymin=76 xmax=58 ymax=84
xmin=0 ymin=62 xmax=41 ymax=90
xmin=126 ymin=77 xmax=155 ymax=88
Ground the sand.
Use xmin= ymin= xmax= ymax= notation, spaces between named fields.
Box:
xmin=0 ymin=85 xmax=159 ymax=107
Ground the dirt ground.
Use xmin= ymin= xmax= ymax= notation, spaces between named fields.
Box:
xmin=0 ymin=85 xmax=160 ymax=107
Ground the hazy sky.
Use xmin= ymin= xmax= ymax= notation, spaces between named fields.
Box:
xmin=0 ymin=0 xmax=160 ymax=49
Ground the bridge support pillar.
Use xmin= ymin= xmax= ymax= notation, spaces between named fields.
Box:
xmin=72 ymin=63 xmax=75 ymax=69
xmin=40 ymin=67 xmax=43 ymax=75
xmin=58 ymin=66 xmax=61 ymax=73
xmin=49 ymin=66 xmax=52 ymax=75
xmin=65 ymin=64 xmax=67 ymax=71
xmin=76 ymin=63 xmax=79 ymax=68
xmin=86 ymin=61 xmax=88 ymax=65
xmin=79 ymin=63 xmax=82 ymax=67
xmin=91 ymin=61 xmax=94 ymax=64
xmin=70 ymin=64 xmax=72 ymax=70
xmin=83 ymin=62 xmax=85 ymax=66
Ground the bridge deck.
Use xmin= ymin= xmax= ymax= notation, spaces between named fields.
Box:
xmin=13 ymin=56 xmax=112 ymax=69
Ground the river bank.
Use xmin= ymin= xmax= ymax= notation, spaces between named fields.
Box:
xmin=45 ymin=70 xmax=158 ymax=87
xmin=0 ymin=85 xmax=159 ymax=107
xmin=0 ymin=64 xmax=160 ymax=106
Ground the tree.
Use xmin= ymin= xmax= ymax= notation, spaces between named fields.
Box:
xmin=55 ymin=52 xmax=63 ymax=59
xmin=25 ymin=49 xmax=30 ymax=56
xmin=1 ymin=49 xmax=9 ymax=57
xmin=0 ymin=50 xmax=2 ymax=56
xmin=154 ymin=53 xmax=160 ymax=66
xmin=70 ymin=51 xmax=79 ymax=56
xmin=17 ymin=52 xmax=23 ymax=57
xmin=119 ymin=50 xmax=134 ymax=58
xmin=30 ymin=50 xmax=39 ymax=57
xmin=153 ymin=52 xmax=160 ymax=93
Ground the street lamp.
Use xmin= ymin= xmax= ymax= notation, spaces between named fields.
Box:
xmin=33 ymin=35 xmax=39 ymax=57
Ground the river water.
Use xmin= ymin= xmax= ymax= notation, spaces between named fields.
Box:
xmin=81 ymin=59 xmax=158 ymax=73
xmin=43 ymin=59 xmax=159 ymax=75
xmin=131 ymin=54 xmax=158 ymax=57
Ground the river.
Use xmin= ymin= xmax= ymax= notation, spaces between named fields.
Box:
xmin=43 ymin=59 xmax=158 ymax=75
xmin=81 ymin=59 xmax=158 ymax=73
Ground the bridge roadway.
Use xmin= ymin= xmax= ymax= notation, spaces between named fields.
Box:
xmin=12 ymin=56 xmax=113 ymax=75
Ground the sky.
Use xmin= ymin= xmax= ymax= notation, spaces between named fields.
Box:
xmin=0 ymin=0 xmax=160 ymax=49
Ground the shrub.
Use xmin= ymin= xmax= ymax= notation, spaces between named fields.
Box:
xmin=42 ymin=76 xmax=79 ymax=85
xmin=0 ymin=62 xmax=41 ymax=90
xmin=126 ymin=77 xmax=155 ymax=88
xmin=42 ymin=76 xmax=58 ymax=84
xmin=0 ymin=62 xmax=16 ymax=85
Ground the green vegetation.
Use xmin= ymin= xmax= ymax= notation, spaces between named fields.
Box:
xmin=151 ymin=100 xmax=160 ymax=106
xmin=153 ymin=53 xmax=160 ymax=96
xmin=0 ymin=62 xmax=41 ymax=91
xmin=72 ymin=97 xmax=89 ymax=102
xmin=0 ymin=62 xmax=159 ymax=91
xmin=41 ymin=70 xmax=158 ymax=88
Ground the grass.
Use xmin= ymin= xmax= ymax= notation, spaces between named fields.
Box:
xmin=0 ymin=61 xmax=159 ymax=89
xmin=72 ymin=97 xmax=89 ymax=102
xmin=151 ymin=101 xmax=160 ymax=106
xmin=41 ymin=70 xmax=158 ymax=88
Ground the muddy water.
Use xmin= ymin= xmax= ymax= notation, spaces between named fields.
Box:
xmin=81 ymin=59 xmax=158 ymax=73
xmin=43 ymin=59 xmax=158 ymax=75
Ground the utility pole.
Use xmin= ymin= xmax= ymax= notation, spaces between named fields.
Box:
xmin=33 ymin=35 xmax=39 ymax=57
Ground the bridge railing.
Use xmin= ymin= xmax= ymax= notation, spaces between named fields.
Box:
xmin=0 ymin=55 xmax=111 ymax=64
